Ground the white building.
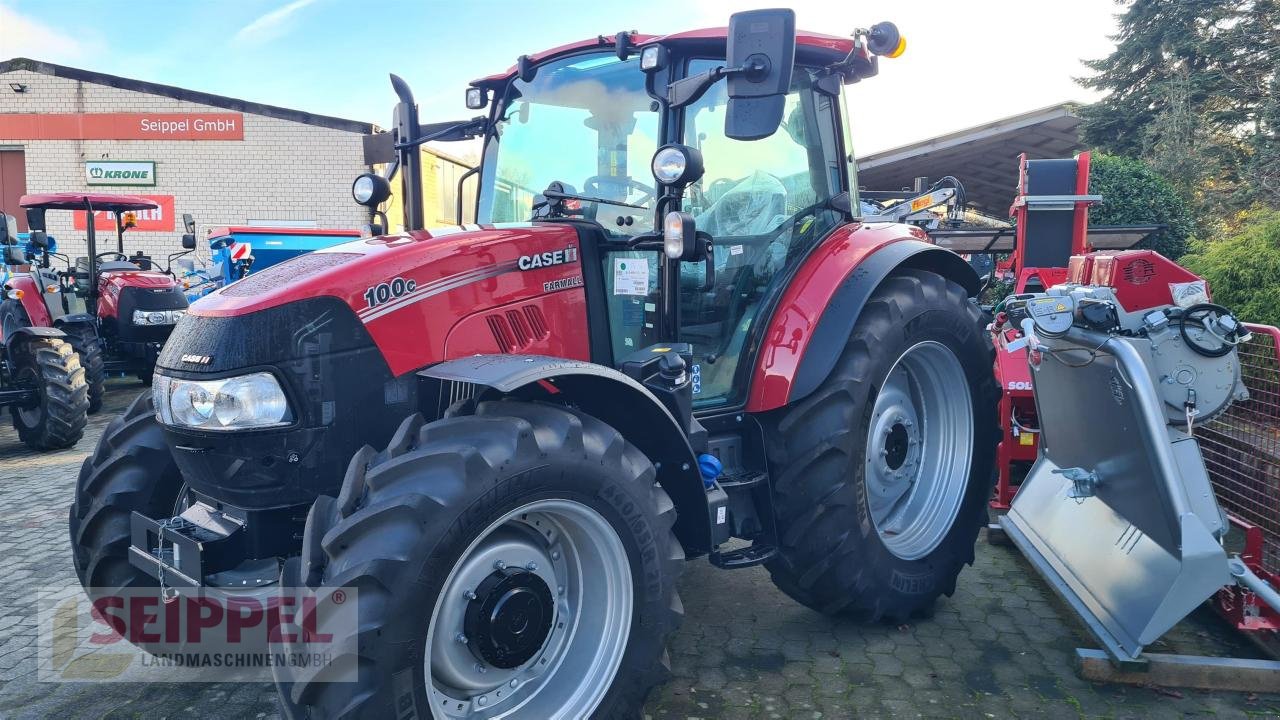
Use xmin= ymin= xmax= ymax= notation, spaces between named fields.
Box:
xmin=0 ymin=57 xmax=374 ymax=260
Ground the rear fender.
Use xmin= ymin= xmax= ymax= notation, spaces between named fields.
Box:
xmin=419 ymin=355 xmax=712 ymax=555
xmin=747 ymin=232 xmax=979 ymax=411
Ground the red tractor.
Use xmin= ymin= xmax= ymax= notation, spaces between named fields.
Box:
xmin=10 ymin=193 xmax=191 ymax=411
xmin=70 ymin=11 xmax=997 ymax=717
xmin=0 ymin=213 xmax=89 ymax=449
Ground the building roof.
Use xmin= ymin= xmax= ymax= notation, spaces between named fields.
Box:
xmin=856 ymin=104 xmax=1084 ymax=215
xmin=0 ymin=57 xmax=374 ymax=135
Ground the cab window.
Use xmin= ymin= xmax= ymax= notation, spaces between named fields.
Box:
xmin=678 ymin=61 xmax=845 ymax=406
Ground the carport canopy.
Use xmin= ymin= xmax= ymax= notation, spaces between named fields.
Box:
xmin=856 ymin=104 xmax=1084 ymax=216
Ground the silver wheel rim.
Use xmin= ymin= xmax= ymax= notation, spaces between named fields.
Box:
xmin=865 ymin=341 xmax=974 ymax=561
xmin=425 ymin=498 xmax=633 ymax=719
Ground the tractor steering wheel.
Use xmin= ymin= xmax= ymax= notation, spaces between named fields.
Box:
xmin=583 ymin=176 xmax=656 ymax=209
xmin=95 ymin=251 xmax=130 ymax=262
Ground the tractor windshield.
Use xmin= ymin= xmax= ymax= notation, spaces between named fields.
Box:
xmin=477 ymin=52 xmax=659 ymax=235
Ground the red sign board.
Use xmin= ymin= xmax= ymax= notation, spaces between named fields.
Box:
xmin=0 ymin=113 xmax=244 ymax=141
xmin=73 ymin=195 xmax=175 ymax=232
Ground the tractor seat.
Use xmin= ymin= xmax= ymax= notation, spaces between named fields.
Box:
xmin=98 ymin=261 xmax=141 ymax=271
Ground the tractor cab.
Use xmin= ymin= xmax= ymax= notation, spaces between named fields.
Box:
xmin=358 ymin=15 xmax=905 ymax=407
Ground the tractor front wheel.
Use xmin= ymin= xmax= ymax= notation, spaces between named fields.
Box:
xmin=69 ymin=391 xmax=186 ymax=647
xmin=11 ymin=337 xmax=89 ymax=450
xmin=278 ymin=400 xmax=684 ymax=719
xmin=764 ymin=268 xmax=998 ymax=621
xmin=61 ymin=322 xmax=106 ymax=413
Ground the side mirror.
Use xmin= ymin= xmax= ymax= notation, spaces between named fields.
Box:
xmin=183 ymin=213 xmax=196 ymax=235
xmin=0 ymin=214 xmax=15 ymax=245
xmin=181 ymin=233 xmax=196 ymax=250
xmin=725 ymin=8 xmax=796 ymax=141
xmin=3 ymin=246 xmax=24 ymax=266
xmin=26 ymin=207 xmax=46 ymax=232
xmin=29 ymin=230 xmax=48 ymax=249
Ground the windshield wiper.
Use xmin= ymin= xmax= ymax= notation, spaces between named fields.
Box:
xmin=542 ymin=188 xmax=646 ymax=210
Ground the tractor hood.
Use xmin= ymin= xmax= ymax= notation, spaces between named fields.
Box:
xmin=177 ymin=223 xmax=588 ymax=376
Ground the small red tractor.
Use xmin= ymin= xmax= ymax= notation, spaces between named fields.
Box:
xmin=70 ymin=11 xmax=1001 ymax=717
xmin=10 ymin=193 xmax=191 ymax=411
xmin=0 ymin=212 xmax=89 ymax=449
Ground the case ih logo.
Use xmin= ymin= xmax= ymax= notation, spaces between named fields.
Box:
xmin=518 ymin=246 xmax=578 ymax=271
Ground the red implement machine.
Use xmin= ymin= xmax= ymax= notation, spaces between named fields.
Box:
xmin=10 ymin=193 xmax=191 ymax=410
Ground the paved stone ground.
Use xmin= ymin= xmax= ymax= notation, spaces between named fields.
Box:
xmin=1 ymin=382 xmax=1278 ymax=719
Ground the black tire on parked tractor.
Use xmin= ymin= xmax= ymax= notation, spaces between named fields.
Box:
xmin=70 ymin=391 xmax=186 ymax=639
xmin=277 ymin=400 xmax=684 ymax=720
xmin=11 ymin=337 xmax=89 ymax=450
xmin=61 ymin=322 xmax=106 ymax=413
xmin=763 ymin=268 xmax=998 ymax=622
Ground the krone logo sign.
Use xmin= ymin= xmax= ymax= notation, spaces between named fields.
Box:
xmin=85 ymin=161 xmax=156 ymax=187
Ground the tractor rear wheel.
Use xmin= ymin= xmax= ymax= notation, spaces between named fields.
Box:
xmin=277 ymin=400 xmax=684 ymax=720
xmin=763 ymin=269 xmax=998 ymax=621
xmin=11 ymin=337 xmax=89 ymax=450
xmin=69 ymin=391 xmax=186 ymax=639
xmin=61 ymin=322 xmax=106 ymax=413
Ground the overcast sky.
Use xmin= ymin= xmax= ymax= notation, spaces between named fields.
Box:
xmin=1 ymin=0 xmax=1121 ymax=155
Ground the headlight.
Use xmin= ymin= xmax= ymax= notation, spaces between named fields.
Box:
xmin=132 ymin=309 xmax=185 ymax=325
xmin=153 ymin=372 xmax=292 ymax=431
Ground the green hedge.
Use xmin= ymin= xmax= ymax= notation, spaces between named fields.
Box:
xmin=1088 ymin=154 xmax=1196 ymax=260
xmin=1180 ymin=210 xmax=1280 ymax=327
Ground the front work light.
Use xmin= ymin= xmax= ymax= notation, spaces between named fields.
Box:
xmin=651 ymin=144 xmax=704 ymax=188
xmin=154 ymin=371 xmax=292 ymax=431
xmin=352 ymin=172 xmax=392 ymax=208
xmin=639 ymin=45 xmax=667 ymax=72
xmin=466 ymin=86 xmax=487 ymax=110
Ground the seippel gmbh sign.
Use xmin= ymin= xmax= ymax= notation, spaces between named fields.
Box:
xmin=85 ymin=161 xmax=156 ymax=187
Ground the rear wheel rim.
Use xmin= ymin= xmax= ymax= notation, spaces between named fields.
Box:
xmin=865 ymin=340 xmax=974 ymax=561
xmin=425 ymin=498 xmax=633 ymax=719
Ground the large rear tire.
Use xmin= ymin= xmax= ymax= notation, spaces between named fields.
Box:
xmin=69 ymin=391 xmax=185 ymax=607
xmin=61 ymin=322 xmax=106 ymax=413
xmin=11 ymin=337 xmax=89 ymax=450
xmin=277 ymin=400 xmax=684 ymax=720
xmin=763 ymin=269 xmax=998 ymax=621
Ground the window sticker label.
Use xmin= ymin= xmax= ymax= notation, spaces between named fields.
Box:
xmin=613 ymin=258 xmax=650 ymax=296
xmin=691 ymin=363 xmax=702 ymax=395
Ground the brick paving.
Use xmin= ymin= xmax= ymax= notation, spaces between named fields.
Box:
xmin=1 ymin=381 xmax=1278 ymax=719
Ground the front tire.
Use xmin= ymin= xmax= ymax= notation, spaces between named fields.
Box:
xmin=61 ymin=322 xmax=106 ymax=413
xmin=11 ymin=337 xmax=89 ymax=450
xmin=278 ymin=400 xmax=684 ymax=719
xmin=70 ymin=391 xmax=185 ymax=614
xmin=763 ymin=269 xmax=998 ymax=621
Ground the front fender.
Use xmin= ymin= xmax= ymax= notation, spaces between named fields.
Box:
xmin=6 ymin=274 xmax=54 ymax=328
xmin=420 ymin=354 xmax=713 ymax=555
xmin=746 ymin=225 xmax=979 ymax=412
